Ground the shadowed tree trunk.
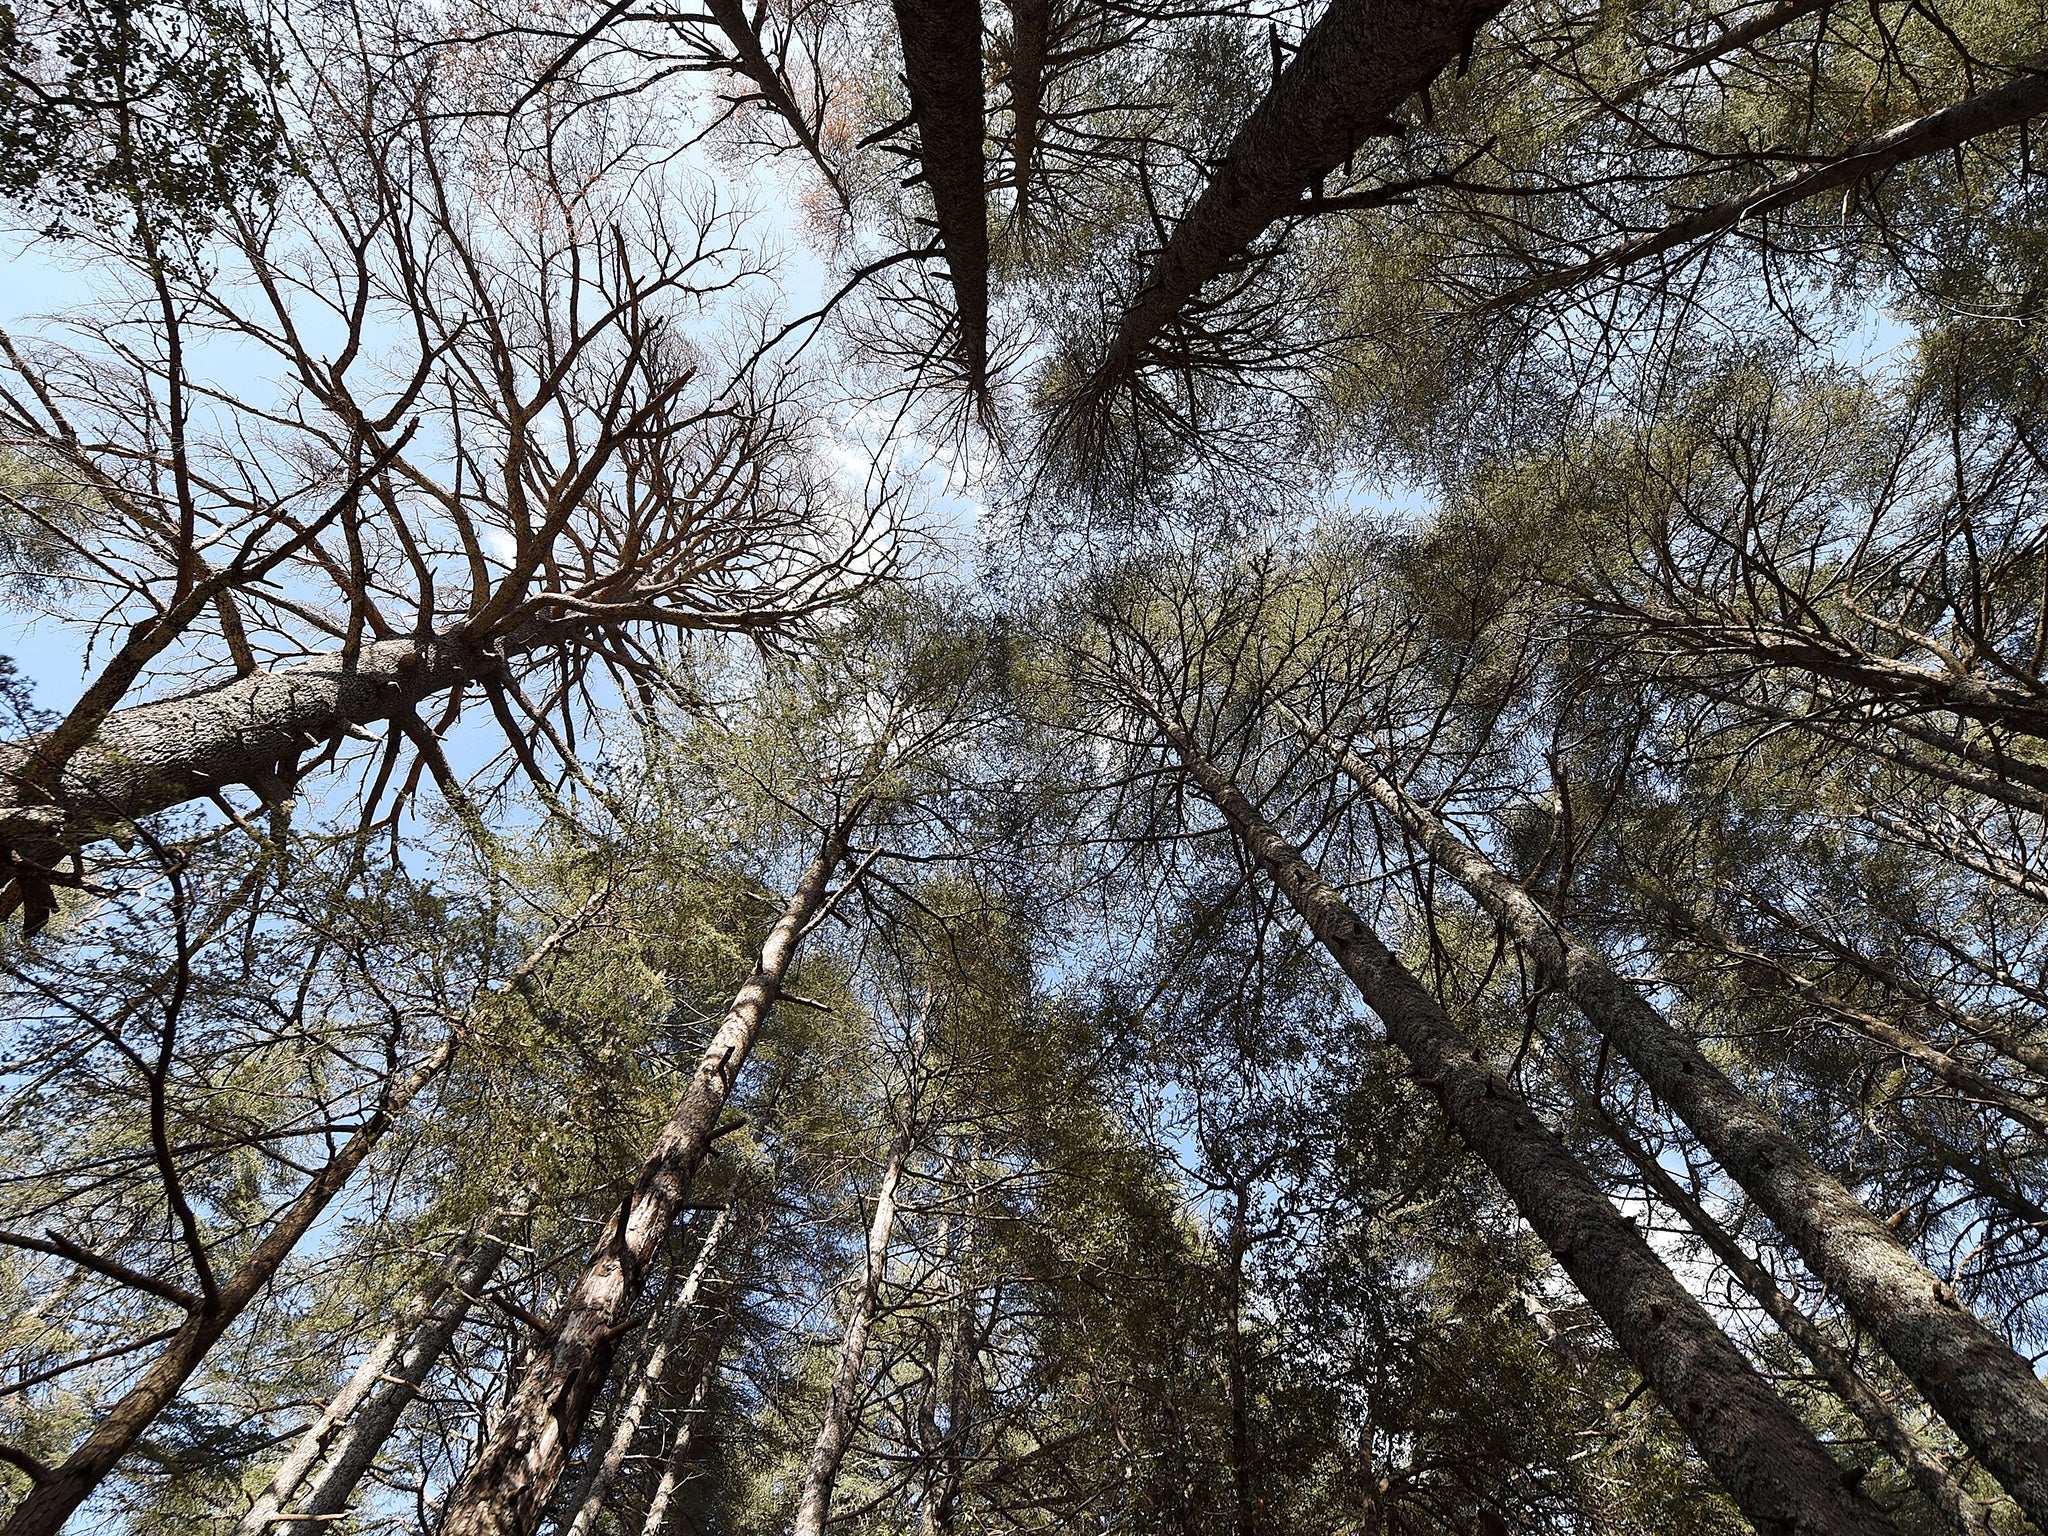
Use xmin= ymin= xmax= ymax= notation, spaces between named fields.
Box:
xmin=1085 ymin=0 xmax=1503 ymax=397
xmin=889 ymin=0 xmax=990 ymax=391
xmin=237 ymin=1203 xmax=529 ymax=1536
xmin=1544 ymin=1053 xmax=1997 ymax=1536
xmin=1286 ymin=705 xmax=2048 ymax=1525
xmin=1136 ymin=694 xmax=1896 ymax=1536
xmin=1003 ymin=0 xmax=1049 ymax=230
xmin=439 ymin=802 xmax=868 ymax=1536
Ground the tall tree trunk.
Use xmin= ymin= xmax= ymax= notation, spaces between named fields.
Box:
xmin=1223 ymin=1189 xmax=1254 ymax=1536
xmin=1 ymin=901 xmax=594 ymax=1536
xmin=1086 ymin=0 xmax=1503 ymax=396
xmin=237 ymin=1203 xmax=528 ymax=1536
xmin=1004 ymin=0 xmax=1049 ymax=230
xmin=557 ymin=1207 xmax=734 ymax=1536
xmin=1141 ymin=703 xmax=1896 ymax=1536
xmin=1540 ymin=1044 xmax=1997 ymax=1536
xmin=918 ymin=1170 xmax=979 ymax=1536
xmin=638 ymin=1316 xmax=734 ymax=1536
xmin=1286 ymin=707 xmax=2048 ymax=1524
xmin=440 ymin=805 xmax=866 ymax=1536
xmin=790 ymin=1116 xmax=915 ymax=1536
xmin=889 ymin=0 xmax=990 ymax=391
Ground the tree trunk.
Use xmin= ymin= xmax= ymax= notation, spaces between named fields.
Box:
xmin=889 ymin=0 xmax=990 ymax=391
xmin=237 ymin=1204 xmax=527 ymax=1536
xmin=1543 ymin=1046 xmax=1996 ymax=1536
xmin=558 ymin=1207 xmax=734 ymax=1536
xmin=1286 ymin=707 xmax=2048 ymax=1525
xmin=790 ymin=1117 xmax=914 ymax=1536
xmin=0 ymin=630 xmax=502 ymax=897
xmin=1145 ymin=706 xmax=1896 ymax=1536
xmin=1224 ymin=1190 xmax=1254 ymax=1536
xmin=439 ymin=805 xmax=865 ymax=1536
xmin=1088 ymin=0 xmax=1503 ymax=394
xmin=1004 ymin=0 xmax=1049 ymax=230
xmin=638 ymin=1316 xmax=733 ymax=1536
xmin=3 ymin=1041 xmax=461 ymax=1536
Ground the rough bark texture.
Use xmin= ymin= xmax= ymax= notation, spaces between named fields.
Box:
xmin=890 ymin=0 xmax=990 ymax=390
xmin=0 ymin=632 xmax=501 ymax=884
xmin=1151 ymin=713 xmax=1895 ymax=1536
xmin=237 ymin=1209 xmax=524 ymax=1536
xmin=1498 ymin=68 xmax=2048 ymax=307
xmin=2 ymin=1041 xmax=459 ymax=1536
xmin=560 ymin=1207 xmax=733 ymax=1536
xmin=1291 ymin=711 xmax=2048 ymax=1525
xmin=1092 ymin=0 xmax=1504 ymax=389
xmin=439 ymin=812 xmax=860 ymax=1536
xmin=1004 ymin=0 xmax=1049 ymax=228
xmin=790 ymin=1120 xmax=913 ymax=1536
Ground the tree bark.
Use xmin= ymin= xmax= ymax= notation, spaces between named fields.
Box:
xmin=439 ymin=806 xmax=865 ymax=1536
xmin=558 ymin=1206 xmax=733 ymax=1536
xmin=889 ymin=0 xmax=990 ymax=392
xmin=1143 ymin=704 xmax=1896 ymax=1536
xmin=1286 ymin=707 xmax=2048 ymax=1525
xmin=0 ymin=630 xmax=505 ymax=893
xmin=1088 ymin=0 xmax=1504 ymax=394
xmin=236 ymin=1205 xmax=526 ymax=1536
xmin=1004 ymin=0 xmax=1049 ymax=230
xmin=1543 ymin=1046 xmax=1996 ymax=1536
xmin=790 ymin=1117 xmax=914 ymax=1536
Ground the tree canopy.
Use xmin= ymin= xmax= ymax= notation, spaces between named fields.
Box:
xmin=2 ymin=0 xmax=2047 ymax=1533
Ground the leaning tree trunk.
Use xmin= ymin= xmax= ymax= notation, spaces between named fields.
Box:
xmin=1143 ymin=706 xmax=1895 ymax=1536
xmin=439 ymin=803 xmax=867 ymax=1536
xmin=0 ymin=629 xmax=509 ymax=917
xmin=1544 ymin=1054 xmax=1997 ymax=1536
xmin=4 ymin=1051 xmax=455 ymax=1536
xmin=1085 ymin=0 xmax=1504 ymax=397
xmin=1494 ymin=69 xmax=2048 ymax=310
xmin=888 ymin=0 xmax=990 ymax=392
xmin=237 ymin=1203 xmax=528 ymax=1536
xmin=789 ymin=1117 xmax=915 ymax=1536
xmin=1287 ymin=707 xmax=2048 ymax=1524
xmin=558 ymin=1206 xmax=734 ymax=1536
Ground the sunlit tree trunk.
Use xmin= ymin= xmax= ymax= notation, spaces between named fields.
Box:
xmin=440 ymin=802 xmax=869 ymax=1536
xmin=790 ymin=1117 xmax=915 ymax=1536
xmin=557 ymin=1206 xmax=734 ymax=1536
xmin=1551 ymin=1059 xmax=1996 ymax=1536
xmin=237 ymin=1202 xmax=528 ymax=1536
